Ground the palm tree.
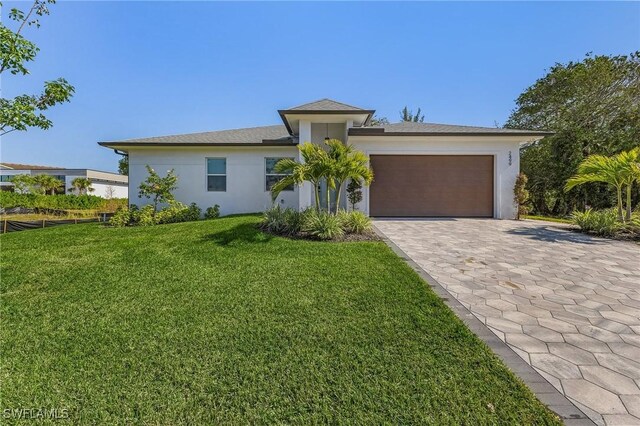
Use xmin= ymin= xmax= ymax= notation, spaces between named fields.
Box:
xmin=565 ymin=153 xmax=627 ymax=221
xmin=34 ymin=174 xmax=64 ymax=195
xmin=616 ymin=147 xmax=640 ymax=221
xmin=70 ymin=177 xmax=94 ymax=195
xmin=271 ymin=143 xmax=331 ymax=210
xmin=325 ymin=139 xmax=373 ymax=214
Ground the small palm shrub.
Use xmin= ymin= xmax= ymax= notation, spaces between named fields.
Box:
xmin=303 ymin=210 xmax=344 ymax=240
xmin=205 ymin=205 xmax=220 ymax=219
xmin=572 ymin=209 xmax=621 ymax=237
xmin=341 ymin=211 xmax=372 ymax=234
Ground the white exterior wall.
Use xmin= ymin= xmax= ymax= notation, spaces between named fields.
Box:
xmin=63 ymin=175 xmax=127 ymax=198
xmin=128 ymin=146 xmax=299 ymax=216
xmin=348 ymin=136 xmax=522 ymax=219
xmin=125 ymin=135 xmax=524 ymax=219
xmin=91 ymin=182 xmax=128 ymax=198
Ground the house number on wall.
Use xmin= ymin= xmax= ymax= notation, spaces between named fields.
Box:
xmin=508 ymin=151 xmax=512 ymax=166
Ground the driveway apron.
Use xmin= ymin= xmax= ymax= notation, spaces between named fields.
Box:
xmin=374 ymin=219 xmax=640 ymax=426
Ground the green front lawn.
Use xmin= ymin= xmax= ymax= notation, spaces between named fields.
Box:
xmin=0 ymin=215 xmax=559 ymax=424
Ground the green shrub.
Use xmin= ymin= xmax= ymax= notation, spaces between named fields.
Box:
xmin=261 ymin=205 xmax=288 ymax=234
xmin=109 ymin=207 xmax=132 ymax=227
xmin=303 ymin=210 xmax=344 ymax=240
xmin=138 ymin=205 xmax=156 ymax=226
xmin=109 ymin=202 xmax=202 ymax=227
xmin=571 ymin=209 xmax=621 ymax=237
xmin=340 ymin=211 xmax=372 ymax=234
xmin=0 ymin=192 xmax=126 ymax=211
xmin=205 ymin=205 xmax=220 ymax=219
xmin=185 ymin=203 xmax=202 ymax=221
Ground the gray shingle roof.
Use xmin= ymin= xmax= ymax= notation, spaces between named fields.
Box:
xmin=99 ymin=125 xmax=294 ymax=146
xmin=350 ymin=121 xmax=552 ymax=136
xmin=285 ymin=98 xmax=368 ymax=112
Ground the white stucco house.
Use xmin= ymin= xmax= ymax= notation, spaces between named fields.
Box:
xmin=99 ymin=99 xmax=550 ymax=218
xmin=0 ymin=163 xmax=128 ymax=198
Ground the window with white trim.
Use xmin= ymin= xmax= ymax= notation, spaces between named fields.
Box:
xmin=265 ymin=158 xmax=294 ymax=192
xmin=206 ymin=158 xmax=226 ymax=191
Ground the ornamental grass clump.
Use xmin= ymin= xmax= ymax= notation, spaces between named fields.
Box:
xmin=302 ymin=210 xmax=344 ymax=240
xmin=260 ymin=206 xmax=372 ymax=240
xmin=340 ymin=210 xmax=372 ymax=234
xmin=571 ymin=209 xmax=621 ymax=237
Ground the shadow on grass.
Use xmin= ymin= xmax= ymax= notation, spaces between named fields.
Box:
xmin=201 ymin=222 xmax=273 ymax=246
xmin=506 ymin=226 xmax=606 ymax=245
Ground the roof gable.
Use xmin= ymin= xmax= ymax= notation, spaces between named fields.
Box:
xmin=285 ymin=98 xmax=367 ymax=112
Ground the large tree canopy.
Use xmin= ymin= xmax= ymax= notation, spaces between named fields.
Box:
xmin=0 ymin=0 xmax=74 ymax=137
xmin=506 ymin=52 xmax=640 ymax=216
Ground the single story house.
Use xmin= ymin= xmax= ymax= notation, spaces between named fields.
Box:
xmin=99 ymin=99 xmax=550 ymax=218
xmin=0 ymin=163 xmax=128 ymax=198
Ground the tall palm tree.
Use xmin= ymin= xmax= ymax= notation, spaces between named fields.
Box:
xmin=271 ymin=143 xmax=331 ymax=210
xmin=70 ymin=177 xmax=94 ymax=195
xmin=616 ymin=147 xmax=640 ymax=221
xmin=565 ymin=153 xmax=627 ymax=221
xmin=325 ymin=139 xmax=373 ymax=214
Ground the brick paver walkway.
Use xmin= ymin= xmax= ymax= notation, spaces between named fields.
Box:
xmin=375 ymin=219 xmax=640 ymax=426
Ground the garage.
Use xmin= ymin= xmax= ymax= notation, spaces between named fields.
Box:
xmin=369 ymin=155 xmax=494 ymax=217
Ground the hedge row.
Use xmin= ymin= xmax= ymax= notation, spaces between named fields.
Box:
xmin=0 ymin=192 xmax=127 ymax=211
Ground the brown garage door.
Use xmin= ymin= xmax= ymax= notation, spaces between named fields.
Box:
xmin=369 ymin=155 xmax=494 ymax=217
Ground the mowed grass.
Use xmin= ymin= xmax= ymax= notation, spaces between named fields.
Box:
xmin=524 ymin=215 xmax=573 ymax=224
xmin=0 ymin=215 xmax=560 ymax=425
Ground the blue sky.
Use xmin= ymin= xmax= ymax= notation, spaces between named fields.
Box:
xmin=2 ymin=1 xmax=639 ymax=172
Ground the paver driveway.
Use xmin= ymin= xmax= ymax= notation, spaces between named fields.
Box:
xmin=375 ymin=219 xmax=640 ymax=426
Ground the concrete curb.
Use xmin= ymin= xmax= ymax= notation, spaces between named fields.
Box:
xmin=373 ymin=225 xmax=595 ymax=425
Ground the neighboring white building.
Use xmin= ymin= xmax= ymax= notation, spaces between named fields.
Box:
xmin=0 ymin=163 xmax=128 ymax=199
xmin=99 ymin=99 xmax=550 ymax=219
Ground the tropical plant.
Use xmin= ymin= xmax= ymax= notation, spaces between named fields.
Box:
xmin=33 ymin=174 xmax=63 ymax=195
xmin=138 ymin=165 xmax=178 ymax=216
xmin=565 ymin=149 xmax=638 ymax=222
xmin=571 ymin=209 xmax=621 ymax=237
xmin=508 ymin=52 xmax=640 ymax=216
xmin=9 ymin=174 xmax=37 ymax=193
xmin=303 ymin=210 xmax=344 ymax=240
xmin=69 ymin=177 xmax=94 ymax=195
xmin=617 ymin=147 xmax=640 ymax=221
xmin=0 ymin=0 xmax=74 ymax=137
xmin=514 ymin=173 xmax=530 ymax=220
xmin=271 ymin=143 xmax=331 ymax=210
xmin=339 ymin=210 xmax=372 ymax=234
xmin=325 ymin=139 xmax=373 ymax=214
xmin=347 ymin=179 xmax=363 ymax=210
xmin=400 ymin=106 xmax=424 ymax=122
